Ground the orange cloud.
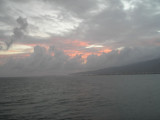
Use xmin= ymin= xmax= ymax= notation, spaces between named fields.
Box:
xmin=64 ymin=40 xmax=89 ymax=47
xmin=0 ymin=39 xmax=112 ymax=65
xmin=99 ymin=48 xmax=112 ymax=53
xmin=64 ymin=48 xmax=112 ymax=63
xmin=64 ymin=50 xmax=83 ymax=57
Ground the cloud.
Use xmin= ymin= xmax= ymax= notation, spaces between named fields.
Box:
xmin=0 ymin=16 xmax=28 ymax=50
xmin=1 ymin=0 xmax=160 ymax=48
xmin=0 ymin=45 xmax=160 ymax=76
xmin=64 ymin=0 xmax=160 ymax=48
xmin=0 ymin=0 xmax=160 ymax=76
xmin=85 ymin=46 xmax=160 ymax=71
xmin=86 ymin=45 xmax=103 ymax=48
xmin=0 ymin=45 xmax=84 ymax=76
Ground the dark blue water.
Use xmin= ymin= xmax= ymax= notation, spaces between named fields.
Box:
xmin=0 ymin=75 xmax=160 ymax=120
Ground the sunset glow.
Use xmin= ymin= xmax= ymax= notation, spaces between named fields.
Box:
xmin=64 ymin=48 xmax=112 ymax=62
xmin=0 ymin=44 xmax=33 ymax=55
xmin=65 ymin=40 xmax=89 ymax=47
xmin=0 ymin=0 xmax=159 ymax=76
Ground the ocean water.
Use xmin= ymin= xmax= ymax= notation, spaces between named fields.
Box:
xmin=0 ymin=75 xmax=160 ymax=120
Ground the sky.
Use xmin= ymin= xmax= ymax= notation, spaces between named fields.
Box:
xmin=0 ymin=0 xmax=160 ymax=76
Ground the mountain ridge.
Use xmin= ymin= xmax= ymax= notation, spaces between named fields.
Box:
xmin=74 ymin=57 xmax=160 ymax=75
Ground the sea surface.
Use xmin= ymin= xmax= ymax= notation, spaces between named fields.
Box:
xmin=0 ymin=74 xmax=160 ymax=120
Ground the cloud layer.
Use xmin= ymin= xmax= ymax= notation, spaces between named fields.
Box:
xmin=0 ymin=0 xmax=160 ymax=76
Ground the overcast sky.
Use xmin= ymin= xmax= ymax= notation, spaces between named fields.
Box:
xmin=0 ymin=0 xmax=160 ymax=76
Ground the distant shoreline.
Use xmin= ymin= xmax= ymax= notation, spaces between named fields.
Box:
xmin=0 ymin=73 xmax=160 ymax=78
xmin=73 ymin=72 xmax=160 ymax=76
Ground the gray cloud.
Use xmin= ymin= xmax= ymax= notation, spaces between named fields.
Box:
xmin=0 ymin=45 xmax=83 ymax=76
xmin=0 ymin=16 xmax=28 ymax=50
xmin=0 ymin=45 xmax=160 ymax=76
xmin=0 ymin=0 xmax=160 ymax=76
xmin=66 ymin=0 xmax=160 ymax=48
xmin=85 ymin=46 xmax=160 ymax=71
